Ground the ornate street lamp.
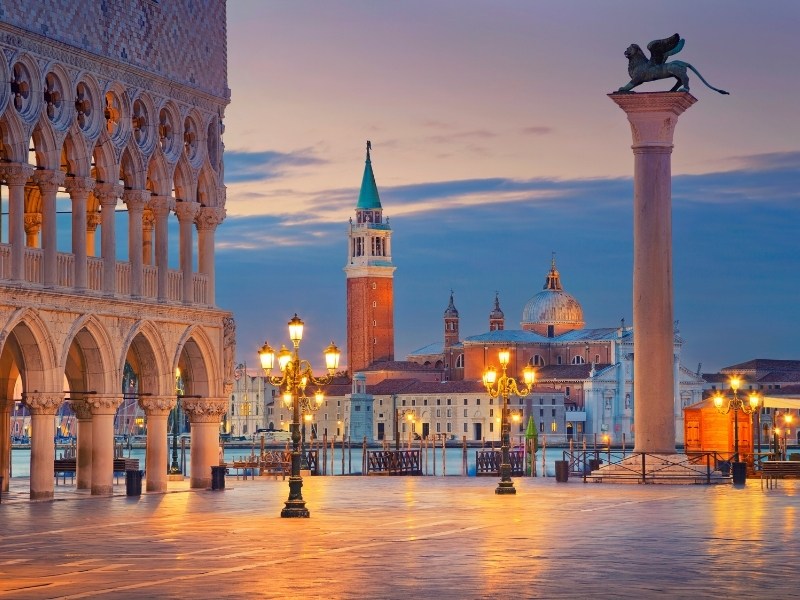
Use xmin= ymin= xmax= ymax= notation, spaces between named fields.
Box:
xmin=482 ymin=348 xmax=535 ymax=495
xmin=395 ymin=409 xmax=415 ymax=451
xmin=773 ymin=412 xmax=793 ymax=460
xmin=713 ymin=376 xmax=760 ymax=465
xmin=259 ymin=314 xmax=340 ymax=518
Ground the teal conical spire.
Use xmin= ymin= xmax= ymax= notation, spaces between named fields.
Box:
xmin=356 ymin=140 xmax=382 ymax=210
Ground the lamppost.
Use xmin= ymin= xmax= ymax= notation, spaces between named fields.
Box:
xmin=482 ymin=348 xmax=535 ymax=495
xmin=169 ymin=368 xmax=184 ymax=475
xmin=774 ymin=412 xmax=793 ymax=460
xmin=259 ymin=314 xmax=340 ymax=518
xmin=395 ymin=409 xmax=415 ymax=451
xmin=713 ymin=376 xmax=760 ymax=483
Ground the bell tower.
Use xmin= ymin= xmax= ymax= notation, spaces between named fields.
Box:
xmin=345 ymin=141 xmax=396 ymax=375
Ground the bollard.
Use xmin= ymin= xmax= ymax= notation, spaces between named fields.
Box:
xmin=731 ymin=461 xmax=747 ymax=485
xmin=555 ymin=460 xmax=569 ymax=483
xmin=210 ymin=465 xmax=227 ymax=490
xmin=125 ymin=470 xmax=143 ymax=496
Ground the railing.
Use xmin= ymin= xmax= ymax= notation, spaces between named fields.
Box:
xmin=563 ymin=450 xmax=731 ymax=484
xmin=1 ymin=242 xmax=209 ymax=305
xmin=366 ymin=450 xmax=422 ymax=475
xmin=475 ymin=449 xmax=524 ymax=476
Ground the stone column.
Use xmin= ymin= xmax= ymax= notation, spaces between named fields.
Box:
xmin=64 ymin=176 xmax=96 ymax=290
xmin=4 ymin=164 xmax=34 ymax=281
xmin=148 ymin=196 xmax=174 ymax=302
xmin=95 ymin=183 xmax=122 ymax=296
xmin=181 ymin=397 xmax=227 ymax=489
xmin=175 ymin=200 xmax=201 ymax=304
xmin=609 ymin=92 xmax=696 ymax=454
xmin=123 ymin=190 xmax=149 ymax=297
xmin=86 ymin=395 xmax=123 ymax=495
xmin=142 ymin=208 xmax=154 ymax=265
xmin=0 ymin=398 xmax=10 ymax=493
xmin=71 ymin=399 xmax=94 ymax=490
xmin=32 ymin=169 xmax=65 ymax=288
xmin=24 ymin=213 xmax=42 ymax=247
xmin=85 ymin=212 xmax=101 ymax=257
xmin=23 ymin=392 xmax=63 ymax=501
xmin=196 ymin=206 xmax=225 ymax=306
xmin=139 ymin=396 xmax=175 ymax=493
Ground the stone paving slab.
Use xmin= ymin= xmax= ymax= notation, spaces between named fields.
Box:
xmin=1 ymin=476 xmax=799 ymax=599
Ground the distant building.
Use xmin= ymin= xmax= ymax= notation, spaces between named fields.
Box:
xmin=407 ymin=258 xmax=705 ymax=444
xmin=345 ymin=142 xmax=396 ymax=375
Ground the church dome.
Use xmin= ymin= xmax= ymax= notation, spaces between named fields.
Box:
xmin=521 ymin=259 xmax=584 ymax=334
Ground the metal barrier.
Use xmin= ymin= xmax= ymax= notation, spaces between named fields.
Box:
xmin=366 ymin=450 xmax=422 ymax=475
xmin=560 ymin=450 xmax=733 ymax=484
xmin=475 ymin=449 xmax=524 ymax=477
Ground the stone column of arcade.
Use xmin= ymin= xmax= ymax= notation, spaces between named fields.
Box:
xmin=32 ymin=169 xmax=66 ymax=288
xmin=609 ymin=92 xmax=696 ymax=454
xmin=4 ymin=164 xmax=35 ymax=281
xmin=138 ymin=396 xmax=175 ymax=492
xmin=174 ymin=200 xmax=201 ymax=304
xmin=123 ymin=190 xmax=149 ymax=298
xmin=148 ymin=196 xmax=174 ymax=302
xmin=71 ymin=398 xmax=94 ymax=490
xmin=22 ymin=393 xmax=63 ymax=500
xmin=196 ymin=206 xmax=226 ymax=306
xmin=24 ymin=213 xmax=42 ymax=247
xmin=181 ymin=397 xmax=227 ymax=488
xmin=87 ymin=395 xmax=123 ymax=495
xmin=95 ymin=183 xmax=123 ymax=297
xmin=65 ymin=177 xmax=96 ymax=291
xmin=0 ymin=398 xmax=11 ymax=493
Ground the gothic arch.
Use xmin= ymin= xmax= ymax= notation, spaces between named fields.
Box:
xmin=120 ymin=143 xmax=147 ymax=190
xmin=174 ymin=325 xmax=217 ymax=398
xmin=61 ymin=128 xmax=92 ymax=177
xmin=146 ymin=150 xmax=173 ymax=197
xmin=61 ymin=315 xmax=118 ymax=394
xmin=0 ymin=308 xmax=59 ymax=394
xmin=0 ymin=111 xmax=29 ymax=162
xmin=197 ymin=163 xmax=217 ymax=207
xmin=121 ymin=320 xmax=170 ymax=396
xmin=30 ymin=118 xmax=63 ymax=170
xmin=92 ymin=130 xmax=120 ymax=184
xmin=173 ymin=153 xmax=196 ymax=202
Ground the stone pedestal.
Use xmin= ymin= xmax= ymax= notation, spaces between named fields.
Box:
xmin=609 ymin=92 xmax=696 ymax=454
xmin=182 ymin=398 xmax=227 ymax=489
xmin=139 ymin=396 xmax=176 ymax=493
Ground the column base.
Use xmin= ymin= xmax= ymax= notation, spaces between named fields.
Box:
xmin=30 ymin=491 xmax=54 ymax=501
xmin=167 ymin=474 xmax=185 ymax=482
xmin=495 ymin=481 xmax=517 ymax=495
xmin=91 ymin=485 xmax=113 ymax=496
xmin=281 ymin=501 xmax=310 ymax=518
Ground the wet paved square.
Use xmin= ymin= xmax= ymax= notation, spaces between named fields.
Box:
xmin=1 ymin=476 xmax=798 ymax=599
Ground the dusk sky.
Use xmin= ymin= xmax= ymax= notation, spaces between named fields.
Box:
xmin=219 ymin=1 xmax=800 ymax=374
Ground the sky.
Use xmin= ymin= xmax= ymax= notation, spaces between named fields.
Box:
xmin=218 ymin=1 xmax=800 ymax=375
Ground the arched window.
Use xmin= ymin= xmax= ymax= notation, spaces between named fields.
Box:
xmin=571 ymin=356 xmax=586 ymax=365
xmin=455 ymin=354 xmax=464 ymax=368
xmin=533 ymin=355 xmax=545 ymax=366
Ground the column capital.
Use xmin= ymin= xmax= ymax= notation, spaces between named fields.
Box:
xmin=23 ymin=392 xmax=64 ymax=415
xmin=2 ymin=163 xmax=35 ymax=186
xmin=86 ymin=211 xmax=102 ymax=231
xmin=608 ymin=92 xmax=697 ymax=148
xmin=85 ymin=394 xmax=124 ymax=415
xmin=181 ymin=397 xmax=228 ymax=423
xmin=196 ymin=206 xmax=226 ymax=231
xmin=142 ymin=208 xmax=155 ymax=229
xmin=70 ymin=398 xmax=94 ymax=420
xmin=94 ymin=182 xmax=123 ymax=206
xmin=123 ymin=189 xmax=151 ymax=210
xmin=31 ymin=168 xmax=66 ymax=192
xmin=148 ymin=195 xmax=175 ymax=217
xmin=174 ymin=199 xmax=201 ymax=223
xmin=64 ymin=175 xmax=96 ymax=198
xmin=24 ymin=212 xmax=43 ymax=233
xmin=138 ymin=395 xmax=177 ymax=416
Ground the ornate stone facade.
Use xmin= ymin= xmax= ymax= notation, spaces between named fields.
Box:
xmin=0 ymin=1 xmax=232 ymax=497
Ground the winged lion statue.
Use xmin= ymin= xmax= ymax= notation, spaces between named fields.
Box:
xmin=617 ymin=34 xmax=729 ymax=95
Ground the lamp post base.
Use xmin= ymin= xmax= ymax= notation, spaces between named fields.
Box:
xmin=281 ymin=501 xmax=310 ymax=518
xmin=495 ymin=481 xmax=516 ymax=495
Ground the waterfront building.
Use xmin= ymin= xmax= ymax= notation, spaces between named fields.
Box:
xmin=228 ymin=370 xmax=278 ymax=438
xmin=407 ymin=259 xmax=705 ymax=444
xmin=0 ymin=1 xmax=231 ymax=499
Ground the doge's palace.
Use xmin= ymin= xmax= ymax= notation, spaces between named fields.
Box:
xmin=0 ymin=1 xmax=232 ymax=499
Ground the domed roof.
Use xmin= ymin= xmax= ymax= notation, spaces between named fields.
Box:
xmin=521 ymin=259 xmax=584 ymax=328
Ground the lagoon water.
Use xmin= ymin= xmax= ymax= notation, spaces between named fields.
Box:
xmin=9 ymin=444 xmax=590 ymax=478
